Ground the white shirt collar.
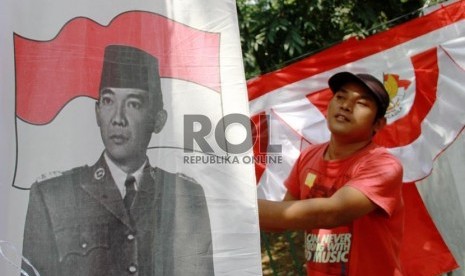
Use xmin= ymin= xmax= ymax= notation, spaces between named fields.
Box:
xmin=104 ymin=153 xmax=147 ymax=198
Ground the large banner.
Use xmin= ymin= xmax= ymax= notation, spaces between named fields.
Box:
xmin=248 ymin=0 xmax=465 ymax=275
xmin=0 ymin=1 xmax=262 ymax=275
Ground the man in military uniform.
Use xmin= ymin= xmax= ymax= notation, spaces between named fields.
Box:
xmin=22 ymin=45 xmax=214 ymax=276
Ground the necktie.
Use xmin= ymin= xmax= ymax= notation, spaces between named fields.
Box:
xmin=124 ymin=175 xmax=136 ymax=211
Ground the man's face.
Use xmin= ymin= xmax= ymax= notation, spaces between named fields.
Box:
xmin=96 ymin=87 xmax=159 ymax=170
xmin=327 ymin=82 xmax=385 ymax=143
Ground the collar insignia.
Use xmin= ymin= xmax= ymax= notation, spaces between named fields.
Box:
xmin=94 ymin=167 xmax=105 ymax=180
xmin=150 ymin=168 xmax=156 ymax=180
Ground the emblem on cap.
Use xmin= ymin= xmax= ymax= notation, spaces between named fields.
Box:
xmin=94 ymin=167 xmax=105 ymax=180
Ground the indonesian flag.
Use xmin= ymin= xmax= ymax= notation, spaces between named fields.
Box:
xmin=12 ymin=11 xmax=222 ymax=187
xmin=248 ymin=1 xmax=465 ymax=274
xmin=0 ymin=1 xmax=261 ymax=275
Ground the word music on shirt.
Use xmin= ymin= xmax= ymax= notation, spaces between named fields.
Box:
xmin=305 ymin=233 xmax=352 ymax=263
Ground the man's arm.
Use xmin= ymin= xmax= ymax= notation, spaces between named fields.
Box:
xmin=283 ymin=191 xmax=297 ymax=201
xmin=258 ymin=192 xmax=297 ymax=232
xmin=22 ymin=183 xmax=59 ymax=275
xmin=190 ymin=182 xmax=214 ymax=276
xmin=258 ymin=186 xmax=377 ymax=231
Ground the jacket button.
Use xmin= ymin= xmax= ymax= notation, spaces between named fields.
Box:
xmin=81 ymin=242 xmax=87 ymax=249
xmin=128 ymin=265 xmax=137 ymax=273
xmin=127 ymin=234 xmax=135 ymax=241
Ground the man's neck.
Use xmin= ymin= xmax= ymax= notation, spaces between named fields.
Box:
xmin=104 ymin=152 xmax=147 ymax=174
xmin=325 ymin=137 xmax=372 ymax=160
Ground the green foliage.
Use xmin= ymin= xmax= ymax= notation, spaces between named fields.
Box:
xmin=237 ymin=0 xmax=445 ymax=79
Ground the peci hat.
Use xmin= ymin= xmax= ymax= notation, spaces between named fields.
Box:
xmin=328 ymin=72 xmax=390 ymax=118
xmin=99 ymin=45 xmax=163 ymax=110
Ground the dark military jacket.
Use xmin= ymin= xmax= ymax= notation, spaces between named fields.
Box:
xmin=22 ymin=155 xmax=214 ymax=276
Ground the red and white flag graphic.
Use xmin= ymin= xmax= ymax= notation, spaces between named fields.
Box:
xmin=12 ymin=11 xmax=222 ymax=189
xmin=249 ymin=1 xmax=465 ymax=274
xmin=0 ymin=2 xmax=261 ymax=275
xmin=15 ymin=11 xmax=221 ymax=126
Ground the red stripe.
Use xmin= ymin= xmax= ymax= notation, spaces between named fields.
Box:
xmin=247 ymin=0 xmax=465 ymax=101
xmin=306 ymin=88 xmax=332 ymax=116
xmin=375 ymin=48 xmax=438 ymax=147
xmin=15 ymin=11 xmax=220 ymax=125
xmin=304 ymin=48 xmax=439 ymax=148
xmin=400 ymin=183 xmax=459 ymax=274
xmin=251 ymin=112 xmax=268 ymax=182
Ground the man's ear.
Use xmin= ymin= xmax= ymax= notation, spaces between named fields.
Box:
xmin=153 ymin=109 xmax=167 ymax=134
xmin=95 ymin=101 xmax=101 ymax=127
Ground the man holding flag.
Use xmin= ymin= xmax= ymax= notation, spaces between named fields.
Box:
xmin=258 ymin=72 xmax=404 ymax=275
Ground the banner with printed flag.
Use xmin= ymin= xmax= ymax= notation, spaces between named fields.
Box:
xmin=0 ymin=1 xmax=261 ymax=275
xmin=248 ymin=0 xmax=465 ymax=274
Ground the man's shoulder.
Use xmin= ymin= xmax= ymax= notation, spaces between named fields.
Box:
xmin=157 ymin=168 xmax=197 ymax=182
xmin=297 ymin=143 xmax=327 ymax=164
xmin=157 ymin=168 xmax=205 ymax=193
xmin=31 ymin=165 xmax=89 ymax=192
xmin=354 ymin=144 xmax=403 ymax=179
xmin=176 ymin=172 xmax=198 ymax=184
xmin=367 ymin=144 xmax=402 ymax=166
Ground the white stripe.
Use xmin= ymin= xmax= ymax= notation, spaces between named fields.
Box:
xmin=390 ymin=37 xmax=465 ymax=181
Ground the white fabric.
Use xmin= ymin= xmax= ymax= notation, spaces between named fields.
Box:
xmin=0 ymin=1 xmax=262 ymax=275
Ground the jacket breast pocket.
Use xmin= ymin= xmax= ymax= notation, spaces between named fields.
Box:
xmin=55 ymin=223 xmax=110 ymax=262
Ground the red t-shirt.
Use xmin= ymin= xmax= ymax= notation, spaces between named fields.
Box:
xmin=285 ymin=142 xmax=404 ymax=276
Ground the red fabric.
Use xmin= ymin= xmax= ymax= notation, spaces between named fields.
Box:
xmin=286 ymin=143 xmax=404 ymax=275
xmin=249 ymin=2 xmax=461 ymax=273
xmin=251 ymin=112 xmax=269 ymax=181
xmin=302 ymin=48 xmax=439 ymax=149
xmin=247 ymin=0 xmax=465 ymax=101
xmin=400 ymin=183 xmax=459 ymax=275
xmin=14 ymin=11 xmax=220 ymax=125
xmin=374 ymin=48 xmax=438 ymax=148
